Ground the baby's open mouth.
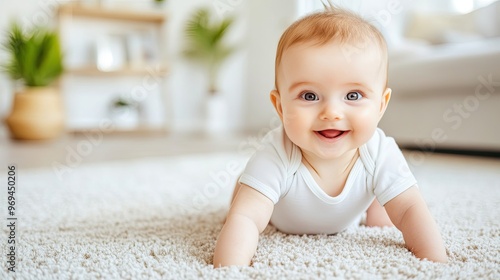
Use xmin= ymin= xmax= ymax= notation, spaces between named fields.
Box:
xmin=316 ymin=129 xmax=347 ymax=139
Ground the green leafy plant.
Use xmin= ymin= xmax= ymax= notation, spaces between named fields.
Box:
xmin=3 ymin=23 xmax=63 ymax=87
xmin=183 ymin=8 xmax=236 ymax=95
xmin=112 ymin=96 xmax=136 ymax=108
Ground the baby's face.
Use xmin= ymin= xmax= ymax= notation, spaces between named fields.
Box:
xmin=272 ymin=40 xmax=390 ymax=160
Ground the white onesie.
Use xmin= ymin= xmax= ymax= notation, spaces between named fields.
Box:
xmin=239 ymin=126 xmax=417 ymax=235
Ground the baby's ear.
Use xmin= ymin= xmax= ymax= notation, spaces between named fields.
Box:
xmin=379 ymin=88 xmax=392 ymax=118
xmin=270 ymin=90 xmax=284 ymax=121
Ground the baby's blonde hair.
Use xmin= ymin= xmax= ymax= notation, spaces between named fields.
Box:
xmin=274 ymin=7 xmax=388 ymax=91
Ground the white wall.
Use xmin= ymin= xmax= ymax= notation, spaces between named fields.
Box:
xmin=242 ymin=0 xmax=298 ymax=131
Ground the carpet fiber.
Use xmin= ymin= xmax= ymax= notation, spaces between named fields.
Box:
xmin=1 ymin=152 xmax=499 ymax=279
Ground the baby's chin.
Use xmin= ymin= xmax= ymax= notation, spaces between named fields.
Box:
xmin=299 ymin=145 xmax=358 ymax=161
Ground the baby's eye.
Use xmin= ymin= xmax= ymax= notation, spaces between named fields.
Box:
xmin=301 ymin=92 xmax=318 ymax=101
xmin=345 ymin=91 xmax=362 ymax=101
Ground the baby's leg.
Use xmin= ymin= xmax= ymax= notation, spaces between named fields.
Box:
xmin=365 ymin=199 xmax=394 ymax=227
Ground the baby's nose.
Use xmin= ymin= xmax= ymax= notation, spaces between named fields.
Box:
xmin=319 ymin=102 xmax=344 ymax=121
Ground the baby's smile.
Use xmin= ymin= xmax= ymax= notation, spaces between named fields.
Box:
xmin=315 ymin=129 xmax=349 ymax=142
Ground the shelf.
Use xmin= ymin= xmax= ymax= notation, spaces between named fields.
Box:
xmin=58 ymin=4 xmax=166 ymax=23
xmin=65 ymin=66 xmax=169 ymax=77
xmin=58 ymin=3 xmax=170 ymax=134
xmin=68 ymin=126 xmax=169 ymax=135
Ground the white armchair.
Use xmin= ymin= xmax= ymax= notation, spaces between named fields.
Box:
xmin=379 ymin=1 xmax=500 ymax=152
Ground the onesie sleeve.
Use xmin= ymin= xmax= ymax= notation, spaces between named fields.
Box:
xmin=371 ymin=130 xmax=417 ymax=206
xmin=238 ymin=129 xmax=292 ymax=204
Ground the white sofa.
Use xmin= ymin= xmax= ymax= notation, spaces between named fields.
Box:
xmin=379 ymin=2 xmax=500 ymax=152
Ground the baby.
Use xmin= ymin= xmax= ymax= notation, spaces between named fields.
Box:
xmin=213 ymin=6 xmax=448 ymax=267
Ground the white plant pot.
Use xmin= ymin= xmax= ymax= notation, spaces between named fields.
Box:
xmin=205 ymin=94 xmax=228 ymax=135
xmin=110 ymin=107 xmax=139 ymax=129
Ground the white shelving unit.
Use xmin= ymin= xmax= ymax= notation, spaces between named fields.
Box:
xmin=58 ymin=3 xmax=169 ymax=134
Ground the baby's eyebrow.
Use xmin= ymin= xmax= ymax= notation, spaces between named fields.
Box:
xmin=287 ymin=81 xmax=376 ymax=94
xmin=345 ymin=82 xmax=363 ymax=88
xmin=288 ymin=81 xmax=312 ymax=92
xmin=346 ymin=82 xmax=373 ymax=93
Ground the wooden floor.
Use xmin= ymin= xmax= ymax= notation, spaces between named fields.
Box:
xmin=0 ymin=126 xmax=251 ymax=169
xmin=3 ymin=125 xmax=499 ymax=172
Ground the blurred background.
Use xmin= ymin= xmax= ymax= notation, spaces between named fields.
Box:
xmin=1 ymin=0 xmax=499 ymax=168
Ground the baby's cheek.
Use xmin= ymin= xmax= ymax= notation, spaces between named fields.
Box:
xmin=349 ymin=106 xmax=376 ymax=125
xmin=357 ymin=107 xmax=379 ymax=122
xmin=282 ymin=112 xmax=303 ymax=133
xmin=283 ymin=117 xmax=298 ymax=134
xmin=282 ymin=108 xmax=301 ymax=123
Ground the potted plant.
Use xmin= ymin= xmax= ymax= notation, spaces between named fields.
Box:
xmin=109 ymin=96 xmax=140 ymax=129
xmin=183 ymin=8 xmax=237 ymax=133
xmin=153 ymin=0 xmax=166 ymax=6
xmin=3 ymin=23 xmax=64 ymax=140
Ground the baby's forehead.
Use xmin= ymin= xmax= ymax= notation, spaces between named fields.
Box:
xmin=277 ymin=39 xmax=388 ymax=90
xmin=281 ymin=39 xmax=387 ymax=69
xmin=290 ymin=36 xmax=385 ymax=57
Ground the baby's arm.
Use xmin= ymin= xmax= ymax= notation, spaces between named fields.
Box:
xmin=384 ymin=185 xmax=448 ymax=262
xmin=213 ymin=183 xmax=273 ymax=267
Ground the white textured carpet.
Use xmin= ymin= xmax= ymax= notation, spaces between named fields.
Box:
xmin=1 ymin=151 xmax=499 ymax=279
